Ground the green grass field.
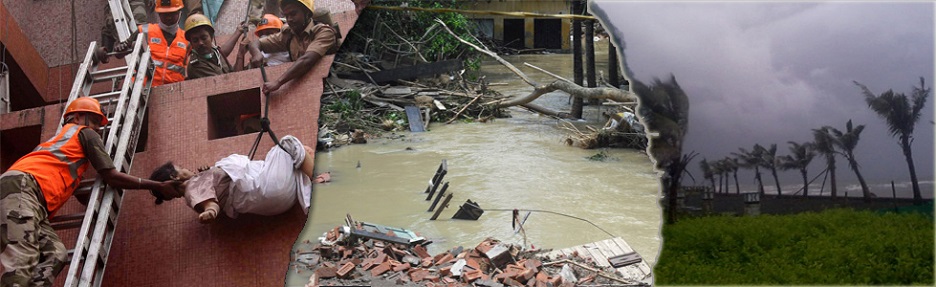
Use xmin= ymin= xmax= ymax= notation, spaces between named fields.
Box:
xmin=654 ymin=208 xmax=934 ymax=285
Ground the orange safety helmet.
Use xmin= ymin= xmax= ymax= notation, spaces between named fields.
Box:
xmin=64 ymin=97 xmax=108 ymax=126
xmin=155 ymin=0 xmax=184 ymax=13
xmin=255 ymin=14 xmax=284 ymax=37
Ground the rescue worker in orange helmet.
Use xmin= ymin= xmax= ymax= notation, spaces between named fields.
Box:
xmin=248 ymin=0 xmax=339 ymax=96
xmin=0 ymin=97 xmax=182 ymax=286
xmin=114 ymin=0 xmax=190 ymax=86
xmin=236 ymin=14 xmax=289 ymax=69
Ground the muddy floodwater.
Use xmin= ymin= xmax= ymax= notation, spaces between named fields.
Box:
xmin=286 ymin=39 xmax=662 ymax=286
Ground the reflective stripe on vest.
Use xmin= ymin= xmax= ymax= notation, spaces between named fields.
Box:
xmin=140 ymin=24 xmax=189 ymax=86
xmin=9 ymin=124 xmax=92 ymax=216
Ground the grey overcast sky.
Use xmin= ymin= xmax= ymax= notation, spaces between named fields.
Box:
xmin=591 ymin=1 xmax=934 ymax=191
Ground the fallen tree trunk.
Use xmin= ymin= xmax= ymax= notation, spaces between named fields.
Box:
xmin=501 ymin=80 xmax=635 ymax=108
xmin=435 ymin=19 xmax=636 ymax=117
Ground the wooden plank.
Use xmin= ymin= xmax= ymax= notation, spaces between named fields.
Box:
xmin=583 ymin=243 xmax=610 ymax=268
xmin=609 ymin=237 xmax=636 ymax=253
xmin=429 ymin=193 xmax=453 ymax=220
xmin=404 ymin=105 xmax=425 ymax=132
xmin=383 ymin=86 xmax=412 ymax=95
xmin=433 ymin=100 xmax=447 ymax=110
xmin=608 ymin=252 xmax=642 ymax=268
xmin=337 ymin=59 xmax=464 ymax=84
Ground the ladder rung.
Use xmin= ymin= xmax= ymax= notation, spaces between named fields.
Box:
xmin=91 ymin=91 xmax=122 ymax=100
xmin=90 ymin=66 xmax=129 ymax=77
xmin=93 ymin=73 xmax=126 ymax=83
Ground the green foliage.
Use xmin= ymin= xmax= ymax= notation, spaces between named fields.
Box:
xmin=325 ymin=89 xmax=364 ymax=119
xmin=344 ymin=0 xmax=481 ymax=67
xmin=655 ymin=209 xmax=934 ymax=285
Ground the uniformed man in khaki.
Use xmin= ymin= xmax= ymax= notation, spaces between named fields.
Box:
xmin=250 ymin=0 xmax=338 ymax=95
xmin=184 ymin=14 xmax=247 ymax=79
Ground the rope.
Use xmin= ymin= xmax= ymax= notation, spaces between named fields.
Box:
xmin=485 ymin=208 xmax=616 ymax=238
xmin=790 ymin=167 xmax=831 ymax=196
xmin=247 ymin=64 xmax=288 ymax=160
xmin=367 ymin=5 xmax=597 ymax=20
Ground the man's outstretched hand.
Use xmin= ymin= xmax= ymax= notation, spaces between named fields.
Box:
xmin=263 ymin=80 xmax=283 ymax=96
xmin=156 ymin=180 xmax=184 ymax=199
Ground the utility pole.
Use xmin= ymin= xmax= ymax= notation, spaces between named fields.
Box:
xmin=585 ymin=17 xmax=597 ymax=105
xmin=571 ymin=0 xmax=584 ymax=119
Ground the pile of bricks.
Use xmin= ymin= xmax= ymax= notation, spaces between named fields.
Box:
xmin=292 ymin=227 xmax=627 ymax=287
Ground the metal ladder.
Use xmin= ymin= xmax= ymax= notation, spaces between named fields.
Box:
xmin=52 ymin=1 xmax=152 ymax=285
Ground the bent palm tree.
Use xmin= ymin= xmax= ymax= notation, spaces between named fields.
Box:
xmin=813 ymin=127 xmax=839 ymax=198
xmin=633 ymin=76 xmax=690 ymax=223
xmin=733 ymin=146 xmax=765 ymax=196
xmin=827 ymin=120 xmax=872 ymax=201
xmin=856 ymin=78 xmax=930 ymax=204
xmin=712 ymin=160 xmax=724 ymax=193
xmin=725 ymin=157 xmax=741 ymax=194
xmin=759 ymin=144 xmax=783 ymax=197
xmin=779 ymin=141 xmax=816 ymax=197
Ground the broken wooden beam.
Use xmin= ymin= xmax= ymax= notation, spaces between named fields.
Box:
xmin=428 ymin=182 xmax=449 ymax=212
xmin=430 ymin=193 xmax=454 ymax=220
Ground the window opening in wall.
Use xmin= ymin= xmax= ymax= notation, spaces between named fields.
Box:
xmin=534 ymin=19 xmax=562 ymax=49
xmin=207 ymin=88 xmax=261 ymax=140
xmin=502 ymin=18 xmax=526 ymax=49
xmin=1 ymin=125 xmax=42 ymax=172
xmin=1 ymin=44 xmax=45 ymax=112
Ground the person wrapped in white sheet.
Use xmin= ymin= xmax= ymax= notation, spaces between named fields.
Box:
xmin=148 ymin=135 xmax=329 ymax=223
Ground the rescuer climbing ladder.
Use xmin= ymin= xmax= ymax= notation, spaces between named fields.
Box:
xmin=52 ymin=1 xmax=152 ymax=286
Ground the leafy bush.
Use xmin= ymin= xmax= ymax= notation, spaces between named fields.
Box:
xmin=655 ymin=209 xmax=934 ymax=285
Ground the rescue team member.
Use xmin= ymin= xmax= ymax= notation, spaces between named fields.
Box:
xmin=184 ymin=14 xmax=247 ymax=79
xmin=236 ymin=14 xmax=290 ymax=70
xmin=250 ymin=0 xmax=339 ymax=96
xmin=101 ymin=0 xmax=150 ymax=55
xmin=0 ymin=97 xmax=181 ymax=287
xmin=115 ymin=0 xmax=190 ymax=86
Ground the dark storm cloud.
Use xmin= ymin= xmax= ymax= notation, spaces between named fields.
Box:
xmin=592 ymin=1 xmax=934 ymax=185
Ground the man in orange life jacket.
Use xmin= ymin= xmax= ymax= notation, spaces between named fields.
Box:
xmin=116 ymin=0 xmax=190 ymax=86
xmin=0 ymin=97 xmax=181 ymax=286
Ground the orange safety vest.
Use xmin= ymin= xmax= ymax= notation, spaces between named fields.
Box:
xmin=9 ymin=124 xmax=92 ymax=216
xmin=140 ymin=24 xmax=189 ymax=86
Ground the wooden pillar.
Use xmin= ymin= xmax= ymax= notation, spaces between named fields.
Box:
xmin=585 ymin=19 xmax=598 ymax=105
xmin=608 ymin=42 xmax=620 ymax=89
xmin=571 ymin=0 xmax=584 ymax=119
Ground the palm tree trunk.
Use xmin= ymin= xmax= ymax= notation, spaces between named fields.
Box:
xmin=723 ymin=172 xmax=730 ymax=194
xmin=709 ymin=178 xmax=717 ymax=194
xmin=733 ymin=171 xmax=740 ymax=194
xmin=800 ymin=169 xmax=809 ymax=197
xmin=721 ymin=174 xmax=726 ymax=194
xmin=754 ymin=166 xmax=764 ymax=196
xmin=771 ymin=167 xmax=782 ymax=197
xmin=901 ymin=136 xmax=922 ymax=204
xmin=828 ymin=156 xmax=837 ymax=198
xmin=846 ymin=152 xmax=872 ymax=202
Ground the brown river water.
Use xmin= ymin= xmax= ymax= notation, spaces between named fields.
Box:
xmin=285 ymin=39 xmax=662 ymax=286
